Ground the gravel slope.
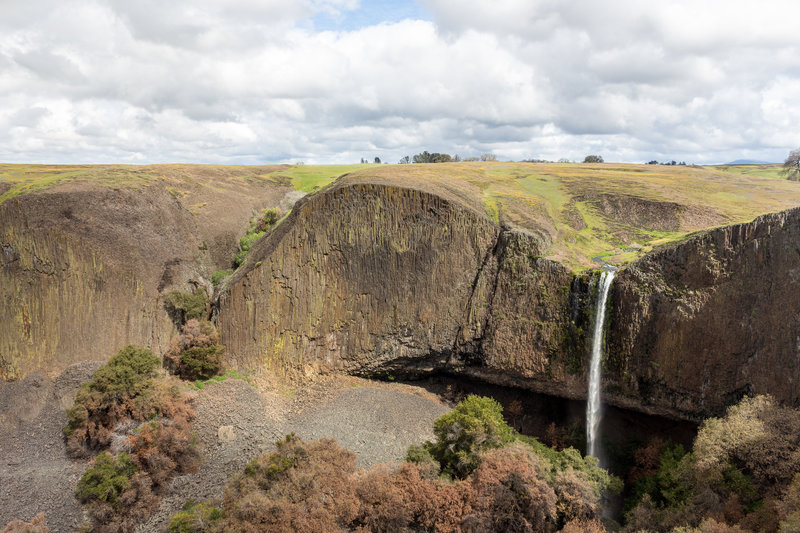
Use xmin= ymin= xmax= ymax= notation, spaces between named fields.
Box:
xmin=0 ymin=366 xmax=450 ymax=532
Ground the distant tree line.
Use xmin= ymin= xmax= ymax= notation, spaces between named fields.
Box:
xmin=647 ymin=160 xmax=688 ymax=166
xmin=396 ymin=152 xmax=497 ymax=164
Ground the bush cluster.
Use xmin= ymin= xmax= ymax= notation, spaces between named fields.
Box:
xmin=165 ymin=319 xmax=224 ymax=380
xmin=169 ymin=396 xmax=621 ymax=532
xmin=164 ymin=289 xmax=208 ymax=324
xmin=623 ymin=395 xmax=800 ymax=532
xmin=65 ymin=345 xmax=167 ymax=454
xmin=65 ymin=345 xmax=199 ymax=532
xmin=234 ymin=207 xmax=280 ymax=267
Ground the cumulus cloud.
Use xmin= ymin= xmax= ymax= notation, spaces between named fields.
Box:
xmin=0 ymin=0 xmax=798 ymax=164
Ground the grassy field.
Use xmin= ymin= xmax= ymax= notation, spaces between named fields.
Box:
xmin=2 ymin=162 xmax=799 ymax=271
xmin=0 ymin=163 xmax=372 ymax=205
xmin=337 ymin=162 xmax=800 ymax=270
xmin=708 ymin=164 xmax=785 ymax=180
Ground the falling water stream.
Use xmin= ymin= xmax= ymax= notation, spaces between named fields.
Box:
xmin=586 ymin=268 xmax=615 ymax=462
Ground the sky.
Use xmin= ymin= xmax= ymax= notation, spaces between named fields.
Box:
xmin=1 ymin=0 xmax=799 ymax=165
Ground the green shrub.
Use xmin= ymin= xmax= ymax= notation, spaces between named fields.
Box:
xmin=165 ymin=320 xmax=225 ymax=381
xmin=164 ymin=289 xmax=208 ymax=323
xmin=65 ymin=345 xmax=160 ymax=445
xmin=179 ymin=345 xmax=224 ymax=381
xmin=232 ymin=207 xmax=282 ymax=268
xmin=168 ymin=500 xmax=224 ymax=533
xmin=425 ymin=395 xmax=515 ymax=478
xmin=211 ymin=270 xmax=230 ymax=286
xmin=256 ymin=208 xmax=280 ymax=232
xmin=76 ymin=452 xmax=137 ymax=508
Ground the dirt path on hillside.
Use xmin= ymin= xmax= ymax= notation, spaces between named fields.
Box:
xmin=0 ymin=367 xmax=451 ymax=533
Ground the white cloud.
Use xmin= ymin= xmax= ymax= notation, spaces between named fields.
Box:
xmin=0 ymin=0 xmax=798 ymax=164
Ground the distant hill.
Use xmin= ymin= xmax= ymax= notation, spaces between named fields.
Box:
xmin=725 ymin=159 xmax=774 ymax=165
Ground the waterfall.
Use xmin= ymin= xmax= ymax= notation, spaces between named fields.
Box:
xmin=586 ymin=268 xmax=615 ymax=462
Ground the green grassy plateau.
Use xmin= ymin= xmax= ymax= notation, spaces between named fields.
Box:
xmin=2 ymin=162 xmax=799 ymax=271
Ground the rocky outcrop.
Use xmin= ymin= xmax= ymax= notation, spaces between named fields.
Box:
xmin=219 ymin=180 xmax=800 ymax=421
xmin=9 ymin=167 xmax=800 ymax=422
xmin=1 ymin=177 xmax=289 ymax=379
xmin=217 ymin=181 xmax=595 ymax=395
xmin=605 ymin=207 xmax=800 ymax=419
xmin=217 ymin=182 xmax=501 ymax=375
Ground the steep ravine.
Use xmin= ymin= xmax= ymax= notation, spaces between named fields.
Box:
xmin=219 ymin=183 xmax=800 ymax=421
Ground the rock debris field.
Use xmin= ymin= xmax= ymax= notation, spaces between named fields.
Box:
xmin=0 ymin=364 xmax=450 ymax=532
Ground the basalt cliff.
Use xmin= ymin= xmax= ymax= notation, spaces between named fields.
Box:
xmin=4 ymin=163 xmax=800 ymax=420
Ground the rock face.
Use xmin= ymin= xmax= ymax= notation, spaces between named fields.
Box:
xmin=219 ymin=182 xmax=800 ymax=421
xmin=8 ymin=169 xmax=800 ymax=422
xmin=606 ymin=207 xmax=800 ymax=419
xmin=218 ymin=182 xmax=502 ymax=375
xmin=1 ymin=177 xmax=289 ymax=379
xmin=218 ymin=181 xmax=594 ymax=396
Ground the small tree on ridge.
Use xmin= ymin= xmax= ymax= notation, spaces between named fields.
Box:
xmin=782 ymin=148 xmax=800 ymax=181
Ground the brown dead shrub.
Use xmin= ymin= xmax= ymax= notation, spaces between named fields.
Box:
xmin=464 ymin=444 xmax=557 ymax=532
xmin=1 ymin=514 xmax=49 ymax=533
xmin=561 ymin=518 xmax=606 ymax=532
xmin=221 ymin=435 xmax=358 ymax=531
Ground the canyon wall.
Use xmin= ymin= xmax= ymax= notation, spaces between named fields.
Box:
xmin=217 ymin=182 xmax=501 ymax=375
xmin=8 ymin=172 xmax=800 ymax=422
xmin=1 ymin=178 xmax=288 ymax=379
xmin=606 ymin=207 xmax=800 ymax=418
xmin=218 ymin=181 xmax=594 ymax=394
xmin=220 ymin=182 xmax=800 ymax=420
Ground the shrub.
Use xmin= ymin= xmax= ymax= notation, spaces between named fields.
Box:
xmin=1 ymin=514 xmax=49 ymax=533
xmin=211 ymin=270 xmax=230 ymax=287
xmin=222 ymin=434 xmax=359 ymax=531
xmin=256 ymin=208 xmax=280 ymax=232
xmin=179 ymin=345 xmax=224 ymax=381
xmin=233 ymin=208 xmax=282 ymax=267
xmin=694 ymin=395 xmax=800 ymax=490
xmin=168 ymin=501 xmax=224 ymax=533
xmin=425 ymin=395 xmax=515 ymax=478
xmin=129 ymin=416 xmax=200 ymax=490
xmin=165 ymin=320 xmax=224 ymax=380
xmin=65 ymin=345 xmax=162 ymax=455
xmin=164 ymin=289 xmax=208 ymax=324
xmin=466 ymin=444 xmax=558 ymax=532
xmin=76 ymin=452 xmax=138 ymax=509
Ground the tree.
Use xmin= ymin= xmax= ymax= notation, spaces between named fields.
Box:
xmin=374 ymin=156 xmax=381 ymax=164
xmin=782 ymin=148 xmax=800 ymax=181
xmin=412 ymin=151 xmax=452 ymax=164
xmin=481 ymin=153 xmax=497 ymax=161
xmin=398 ymin=155 xmax=410 ymax=164
xmin=583 ymin=155 xmax=604 ymax=163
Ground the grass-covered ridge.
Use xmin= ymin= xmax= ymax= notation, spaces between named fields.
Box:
xmin=0 ymin=163 xmax=374 ymax=205
xmin=337 ymin=162 xmax=800 ymax=270
xmin=3 ymin=161 xmax=799 ymax=271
